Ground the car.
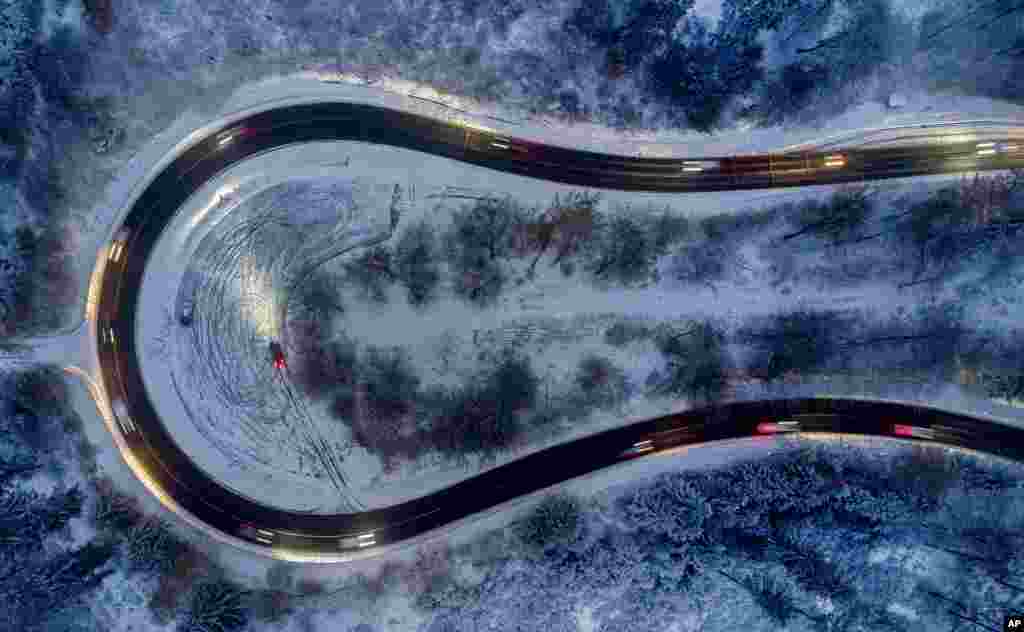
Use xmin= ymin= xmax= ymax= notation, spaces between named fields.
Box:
xmin=680 ymin=160 xmax=720 ymax=173
xmin=269 ymin=341 xmax=286 ymax=369
xmin=976 ymin=141 xmax=1020 ymax=156
xmin=108 ymin=227 xmax=131 ymax=262
xmin=180 ymin=297 xmax=194 ymax=326
xmin=111 ymin=399 xmax=135 ymax=433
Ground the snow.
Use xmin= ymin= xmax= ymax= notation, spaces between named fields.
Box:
xmin=5 ymin=18 xmax=1011 ymax=603
xmin=138 ymin=154 xmax=393 ymax=514
xmin=693 ymin=0 xmax=724 ymax=28
xmin=90 ymin=571 xmax=176 ymax=632
xmin=887 ymin=603 xmax=920 ymax=621
xmin=53 ymin=70 xmax=1000 ymax=520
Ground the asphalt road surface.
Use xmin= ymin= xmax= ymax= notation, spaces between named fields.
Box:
xmin=96 ymin=101 xmax=1024 ymax=557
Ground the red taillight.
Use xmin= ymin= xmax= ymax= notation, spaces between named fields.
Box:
xmin=757 ymin=422 xmax=779 ymax=434
xmin=893 ymin=424 xmax=915 ymax=437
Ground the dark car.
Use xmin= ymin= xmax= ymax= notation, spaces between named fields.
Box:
xmin=269 ymin=341 xmax=286 ymax=369
xmin=180 ymin=297 xmax=194 ymax=326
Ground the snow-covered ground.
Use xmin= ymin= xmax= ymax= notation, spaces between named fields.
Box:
xmin=124 ymin=113 xmax=1024 ymax=517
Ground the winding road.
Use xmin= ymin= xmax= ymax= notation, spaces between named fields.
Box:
xmin=95 ymin=101 xmax=1024 ymax=559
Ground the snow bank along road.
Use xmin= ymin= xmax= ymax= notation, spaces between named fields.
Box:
xmin=96 ymin=101 xmax=1024 ymax=560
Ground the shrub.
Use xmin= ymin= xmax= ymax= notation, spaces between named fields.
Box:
xmin=618 ymin=474 xmax=709 ymax=545
xmin=588 ymin=214 xmax=657 ymax=285
xmin=248 ymin=589 xmax=294 ymax=623
xmin=604 ymin=320 xmax=650 ymax=346
xmin=296 ymin=578 xmax=326 ymax=596
xmin=394 ymin=221 xmax=441 ymax=307
xmin=432 ymin=386 xmax=518 ymax=463
xmin=669 ymin=240 xmax=732 ymax=289
xmin=294 ymin=335 xmax=358 ymax=400
xmin=92 ymin=477 xmax=142 ymax=533
xmin=514 ymin=493 xmax=583 ymax=554
xmin=738 ymin=309 xmax=853 ymax=381
xmin=564 ymin=0 xmax=621 ymax=48
xmin=567 ymin=0 xmax=690 ymax=69
xmin=264 ymin=562 xmax=295 ymax=592
xmin=446 ymin=198 xmax=519 ymax=305
xmin=0 ymin=486 xmax=82 ymax=550
xmin=571 ymin=354 xmax=630 ymax=412
xmin=743 ymin=574 xmax=804 ymax=626
xmin=344 ymin=245 xmax=394 ymax=304
xmin=648 ymin=18 xmax=764 ymax=132
xmin=756 ymin=62 xmax=830 ymax=124
xmin=126 ymin=517 xmax=187 ymax=574
xmin=0 ymin=0 xmax=41 ymax=147
xmin=445 ymin=197 xmax=518 ymax=263
xmin=149 ymin=544 xmax=212 ymax=625
xmin=486 ymin=350 xmax=540 ymax=412
xmin=2 ymin=540 xmax=116 ymax=632
xmin=293 ymin=272 xmax=344 ymax=322
xmin=181 ymin=580 xmax=248 ymax=632
xmin=650 ymin=321 xmax=730 ymax=403
xmin=31 ymin=25 xmax=90 ymax=108
xmin=782 ymin=188 xmax=875 ymax=244
xmin=793 ymin=0 xmax=900 ymax=87
xmin=360 ymin=346 xmax=420 ymax=425
xmin=548 ymin=192 xmax=601 ymax=266
xmin=430 ymin=351 xmax=538 ymax=462
xmin=648 ymin=208 xmax=691 ymax=255
xmin=330 ymin=388 xmax=357 ymax=421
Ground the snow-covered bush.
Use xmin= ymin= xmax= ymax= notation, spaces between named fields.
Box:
xmin=1 ymin=540 xmax=116 ymax=632
xmin=982 ymin=329 xmax=1024 ymax=403
xmin=668 ymin=239 xmax=739 ymax=290
xmin=738 ymin=308 xmax=854 ymax=381
xmin=649 ymin=320 xmax=730 ymax=403
xmin=568 ymin=353 xmax=630 ymax=415
xmin=0 ymin=365 xmax=116 ymax=631
xmin=360 ymin=346 xmax=421 ymax=425
xmin=647 ymin=207 xmax=691 ymax=256
xmin=445 ymin=198 xmax=519 ymax=263
xmin=781 ymin=188 xmax=876 ymax=245
xmin=0 ymin=224 xmax=76 ymax=336
xmin=445 ymin=198 xmax=520 ymax=306
xmin=603 ymin=320 xmax=650 ymax=347
xmin=588 ymin=213 xmax=658 ymax=285
xmin=92 ymin=476 xmax=142 ymax=533
xmin=393 ymin=220 xmax=441 ymax=308
xmin=180 ymin=580 xmax=248 ymax=632
xmin=292 ymin=271 xmax=344 ymax=322
xmin=617 ymin=473 xmax=709 ymax=545
xmin=514 ymin=493 xmax=583 ymax=554
xmin=429 ymin=350 xmax=538 ymax=463
xmin=0 ymin=0 xmax=42 ymax=147
xmin=293 ymin=331 xmax=358 ymax=401
xmin=0 ymin=485 xmax=82 ymax=549
xmin=648 ymin=14 xmax=764 ymax=132
xmin=344 ymin=245 xmax=394 ymax=304
xmin=126 ymin=517 xmax=188 ymax=575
